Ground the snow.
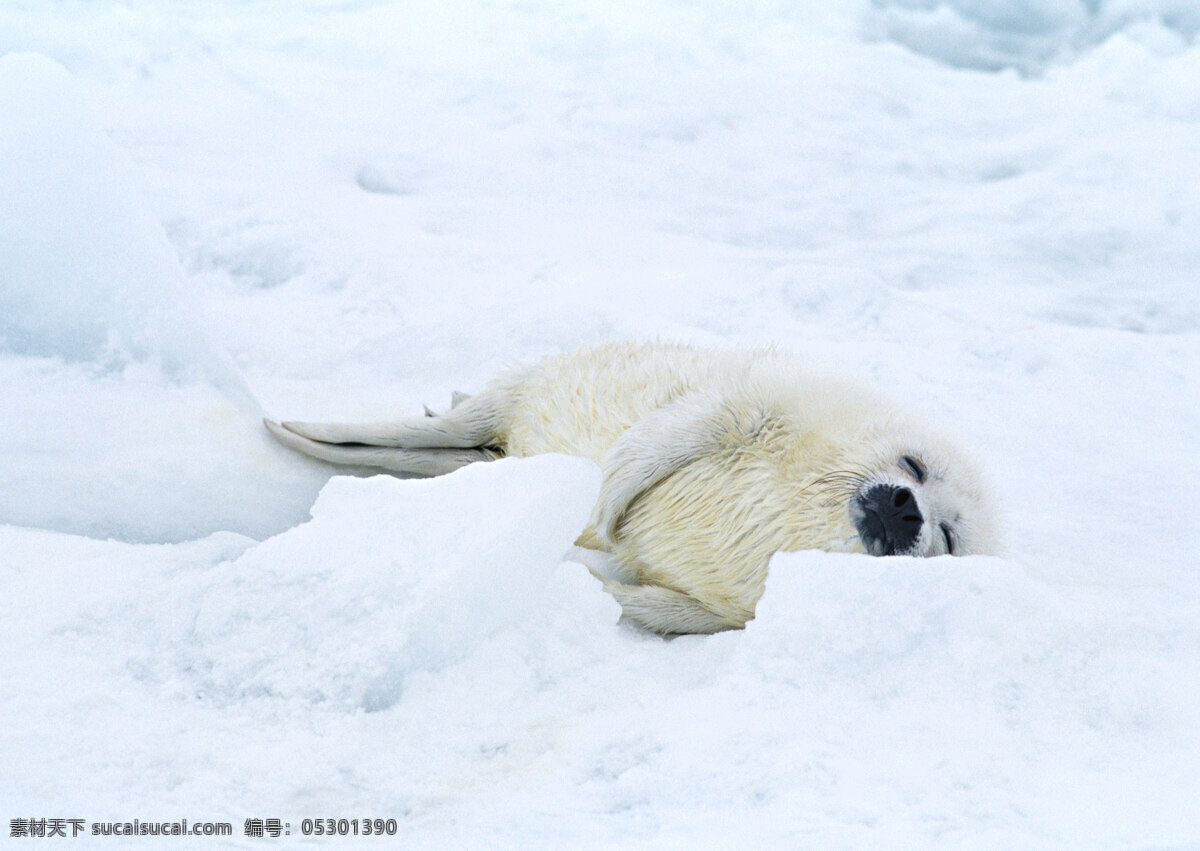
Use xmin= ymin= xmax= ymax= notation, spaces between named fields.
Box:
xmin=870 ymin=0 xmax=1200 ymax=73
xmin=0 ymin=53 xmax=325 ymax=542
xmin=2 ymin=1 xmax=1199 ymax=845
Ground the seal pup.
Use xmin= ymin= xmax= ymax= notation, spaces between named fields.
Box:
xmin=265 ymin=341 xmax=997 ymax=634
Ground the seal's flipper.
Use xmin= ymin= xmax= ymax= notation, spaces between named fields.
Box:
xmin=276 ymin=388 xmax=502 ymax=451
xmin=265 ymin=418 xmax=499 ymax=476
xmin=277 ymin=418 xmax=482 ymax=449
xmin=592 ymin=571 xmax=740 ymax=635
xmin=588 ymin=391 xmax=733 ymax=546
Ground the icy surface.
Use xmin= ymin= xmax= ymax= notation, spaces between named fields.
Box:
xmin=2 ymin=1 xmax=1199 ymax=845
xmin=0 ymin=54 xmax=325 ymax=542
xmin=870 ymin=0 xmax=1200 ymax=73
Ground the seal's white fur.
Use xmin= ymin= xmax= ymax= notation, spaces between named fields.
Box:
xmin=266 ymin=341 xmax=998 ymax=635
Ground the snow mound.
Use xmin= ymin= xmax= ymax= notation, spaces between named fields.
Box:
xmin=156 ymin=455 xmax=605 ymax=712
xmin=2 ymin=462 xmax=1197 ymax=844
xmin=1 ymin=454 xmax=614 ymax=821
xmin=0 ymin=54 xmax=325 ymax=542
xmin=0 ymin=53 xmax=211 ymax=366
xmin=870 ymin=0 xmax=1200 ymax=73
xmin=734 ymin=550 xmax=1200 ymax=842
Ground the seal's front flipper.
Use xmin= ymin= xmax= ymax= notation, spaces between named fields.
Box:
xmin=593 ymin=572 xmax=741 ymax=635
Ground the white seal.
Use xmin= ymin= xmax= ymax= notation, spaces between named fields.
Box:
xmin=266 ymin=341 xmax=998 ymax=634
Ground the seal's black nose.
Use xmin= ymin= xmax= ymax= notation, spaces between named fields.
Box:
xmin=854 ymin=484 xmax=923 ymax=556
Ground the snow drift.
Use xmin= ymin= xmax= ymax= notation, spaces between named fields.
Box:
xmin=0 ymin=53 xmax=323 ymax=543
xmin=871 ymin=0 xmax=1200 ymax=73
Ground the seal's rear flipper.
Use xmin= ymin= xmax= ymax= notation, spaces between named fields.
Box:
xmin=264 ymin=419 xmax=499 ymax=476
xmin=278 ymin=417 xmax=489 ymax=449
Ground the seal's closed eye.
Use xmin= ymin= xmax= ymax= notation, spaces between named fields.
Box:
xmin=941 ymin=523 xmax=955 ymax=555
xmin=900 ymin=454 xmax=927 ymax=484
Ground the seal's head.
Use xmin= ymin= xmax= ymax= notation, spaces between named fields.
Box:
xmin=849 ymin=444 xmax=998 ymax=558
